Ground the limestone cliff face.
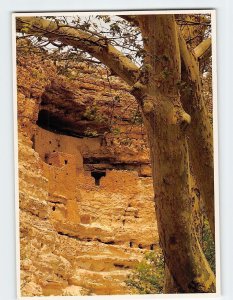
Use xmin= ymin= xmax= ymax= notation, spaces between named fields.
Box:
xmin=17 ymin=51 xmax=158 ymax=296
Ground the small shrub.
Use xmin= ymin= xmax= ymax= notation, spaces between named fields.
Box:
xmin=130 ymin=109 xmax=143 ymax=125
xmin=126 ymin=250 xmax=165 ymax=294
xmin=202 ymin=219 xmax=216 ymax=273
xmin=83 ymin=106 xmax=107 ymax=125
xmin=120 ymin=137 xmax=132 ymax=146
xmin=83 ymin=106 xmax=98 ymax=121
xmin=111 ymin=127 xmax=121 ymax=135
xmin=84 ymin=127 xmax=98 ymax=137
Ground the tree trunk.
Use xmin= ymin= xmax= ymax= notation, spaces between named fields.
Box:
xmin=136 ymin=14 xmax=216 ymax=293
xmin=164 ymin=265 xmax=181 ymax=293
xmin=178 ymin=33 xmax=215 ymax=237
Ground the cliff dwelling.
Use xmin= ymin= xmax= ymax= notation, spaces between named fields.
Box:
xmin=17 ymin=52 xmax=158 ymax=296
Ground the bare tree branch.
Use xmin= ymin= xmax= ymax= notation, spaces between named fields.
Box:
xmin=16 ymin=17 xmax=140 ymax=85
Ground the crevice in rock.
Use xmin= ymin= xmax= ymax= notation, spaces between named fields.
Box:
xmin=101 ymin=240 xmax=115 ymax=245
xmin=57 ymin=231 xmax=116 ymax=246
xmin=57 ymin=231 xmax=80 ymax=241
xmin=31 ymin=134 xmax=35 ymax=150
xmin=113 ymin=264 xmax=130 ymax=269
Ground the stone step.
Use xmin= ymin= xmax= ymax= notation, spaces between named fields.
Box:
xmin=73 ymin=254 xmax=139 ymax=272
xmin=69 ymin=269 xmax=131 ymax=295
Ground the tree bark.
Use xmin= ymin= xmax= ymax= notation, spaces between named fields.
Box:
xmin=178 ymin=32 xmax=215 ymax=237
xmin=164 ymin=265 xmax=181 ymax=293
xmin=136 ymin=14 xmax=215 ymax=293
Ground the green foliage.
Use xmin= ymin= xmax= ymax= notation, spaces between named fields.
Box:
xmin=31 ymin=69 xmax=41 ymax=79
xmin=84 ymin=127 xmax=98 ymax=137
xmin=161 ymin=67 xmax=171 ymax=79
xmin=110 ymin=22 xmax=121 ymax=35
xmin=21 ymin=24 xmax=31 ymax=34
xmin=202 ymin=219 xmax=216 ymax=273
xmin=83 ymin=106 xmax=98 ymax=121
xmin=120 ymin=137 xmax=132 ymax=146
xmin=96 ymin=15 xmax=111 ymax=23
xmin=83 ymin=105 xmax=107 ymax=124
xmin=126 ymin=250 xmax=165 ymax=294
xmin=131 ymin=109 xmax=143 ymax=125
xmin=111 ymin=127 xmax=121 ymax=135
xmin=95 ymin=114 xmax=108 ymax=124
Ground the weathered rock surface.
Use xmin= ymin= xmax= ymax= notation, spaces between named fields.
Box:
xmin=17 ymin=49 xmax=158 ymax=296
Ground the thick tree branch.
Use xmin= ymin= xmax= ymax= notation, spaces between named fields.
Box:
xmin=16 ymin=17 xmax=140 ymax=85
xmin=193 ymin=37 xmax=212 ymax=60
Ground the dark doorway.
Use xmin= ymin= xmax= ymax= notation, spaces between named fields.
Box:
xmin=91 ymin=171 xmax=106 ymax=186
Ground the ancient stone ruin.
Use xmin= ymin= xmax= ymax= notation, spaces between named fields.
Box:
xmin=17 ymin=51 xmax=158 ymax=296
